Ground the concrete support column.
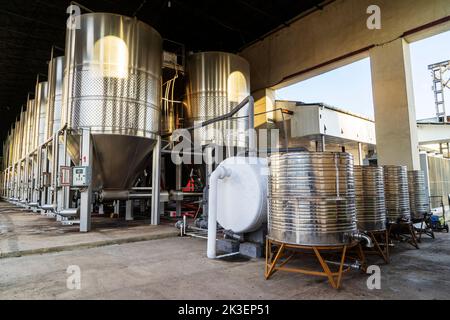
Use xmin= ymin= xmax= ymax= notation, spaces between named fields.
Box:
xmin=370 ymin=38 xmax=420 ymax=170
xmin=253 ymin=88 xmax=275 ymax=128
xmin=253 ymin=89 xmax=276 ymax=153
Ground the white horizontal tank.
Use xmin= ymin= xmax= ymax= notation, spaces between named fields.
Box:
xmin=214 ymin=157 xmax=268 ymax=234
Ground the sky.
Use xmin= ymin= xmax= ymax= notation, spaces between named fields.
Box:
xmin=276 ymin=30 xmax=450 ymax=121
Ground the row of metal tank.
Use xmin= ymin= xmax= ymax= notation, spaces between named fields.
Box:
xmin=3 ymin=56 xmax=64 ymax=169
xmin=267 ymin=152 xmax=429 ymax=246
xmin=2 ymin=12 xmax=251 ymax=215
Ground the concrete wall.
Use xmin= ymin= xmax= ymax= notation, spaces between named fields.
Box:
xmin=241 ymin=0 xmax=450 ymax=169
xmin=241 ymin=0 xmax=450 ymax=91
xmin=370 ymin=38 xmax=420 ymax=169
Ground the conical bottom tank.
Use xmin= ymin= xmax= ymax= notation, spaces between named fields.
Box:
xmin=67 ymin=134 xmax=155 ymax=191
xmin=63 ymin=13 xmax=162 ymax=193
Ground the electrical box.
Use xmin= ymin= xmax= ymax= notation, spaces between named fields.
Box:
xmin=71 ymin=166 xmax=91 ymax=187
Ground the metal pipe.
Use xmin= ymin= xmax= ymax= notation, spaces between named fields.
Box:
xmin=70 ymin=1 xmax=94 ymax=13
xmin=129 ymin=193 xmax=152 ymax=199
xmin=36 ymin=145 xmax=42 ymax=206
xmin=352 ymin=233 xmax=374 ymax=248
xmin=161 ymin=149 xmax=205 ymax=157
xmin=181 ymin=192 xmax=203 ymax=197
xmin=216 ymin=252 xmax=240 ymax=259
xmin=185 ymin=233 xmax=208 ymax=240
xmin=100 ymin=190 xmax=130 ymax=201
xmin=325 ymin=260 xmax=362 ymax=270
xmin=184 ymin=96 xmax=253 ymax=132
xmin=207 ymin=165 xmax=232 ymax=259
xmin=248 ymin=96 xmax=256 ymax=157
xmin=62 ymin=128 xmax=69 ymax=210
xmin=101 ymin=190 xmax=157 ymax=201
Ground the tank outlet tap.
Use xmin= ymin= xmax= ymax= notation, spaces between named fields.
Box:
xmin=353 ymin=232 xmax=374 ymax=248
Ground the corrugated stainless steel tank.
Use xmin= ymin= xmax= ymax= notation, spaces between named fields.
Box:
xmin=408 ymin=170 xmax=429 ymax=220
xmin=46 ymin=56 xmax=65 ymax=137
xmin=26 ymin=99 xmax=36 ymax=153
xmin=354 ymin=166 xmax=387 ymax=232
xmin=10 ymin=124 xmax=16 ymax=165
xmin=16 ymin=109 xmax=26 ymax=160
xmin=21 ymin=108 xmax=30 ymax=158
xmin=383 ymin=166 xmax=411 ymax=222
xmin=63 ymin=13 xmax=162 ymax=191
xmin=22 ymin=107 xmax=30 ymax=157
xmin=35 ymin=82 xmax=49 ymax=146
xmin=186 ymin=52 xmax=250 ymax=147
xmin=268 ymin=152 xmax=357 ymax=246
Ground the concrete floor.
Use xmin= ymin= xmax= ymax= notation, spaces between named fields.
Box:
xmin=0 ymin=202 xmax=178 ymax=258
xmin=1 ymin=201 xmax=450 ymax=299
xmin=1 ymin=229 xmax=450 ymax=299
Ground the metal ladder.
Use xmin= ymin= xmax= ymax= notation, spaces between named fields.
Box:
xmin=429 ymin=60 xmax=450 ymax=123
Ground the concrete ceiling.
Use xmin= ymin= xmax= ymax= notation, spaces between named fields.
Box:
xmin=0 ymin=0 xmax=328 ymax=148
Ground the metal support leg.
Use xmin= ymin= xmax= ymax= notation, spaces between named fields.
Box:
xmin=63 ymin=130 xmax=71 ymax=211
xmin=408 ymin=223 xmax=420 ymax=249
xmin=151 ymin=136 xmax=161 ymax=225
xmin=358 ymin=142 xmax=364 ymax=165
xmin=51 ymin=133 xmax=59 ymax=210
xmin=24 ymin=157 xmax=29 ymax=202
xmin=32 ymin=154 xmax=39 ymax=211
xmin=17 ymin=161 xmax=22 ymax=201
xmin=176 ymin=163 xmax=182 ymax=217
xmin=79 ymin=128 xmax=92 ymax=232
xmin=36 ymin=148 xmax=42 ymax=208
xmin=125 ymin=200 xmax=133 ymax=221
xmin=140 ymin=200 xmax=145 ymax=214
xmin=316 ymin=135 xmax=326 ymax=152
xmin=113 ymin=200 xmax=120 ymax=215
xmin=368 ymin=231 xmax=390 ymax=264
xmin=40 ymin=146 xmax=48 ymax=208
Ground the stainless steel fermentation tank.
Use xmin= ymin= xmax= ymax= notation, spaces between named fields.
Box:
xmin=268 ymin=152 xmax=357 ymax=246
xmin=26 ymin=99 xmax=36 ymax=154
xmin=354 ymin=166 xmax=387 ymax=232
xmin=35 ymin=82 xmax=49 ymax=147
xmin=47 ymin=56 xmax=65 ymax=137
xmin=186 ymin=52 xmax=250 ymax=147
xmin=383 ymin=166 xmax=411 ymax=222
xmin=64 ymin=13 xmax=163 ymax=192
xmin=408 ymin=170 xmax=429 ymax=220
